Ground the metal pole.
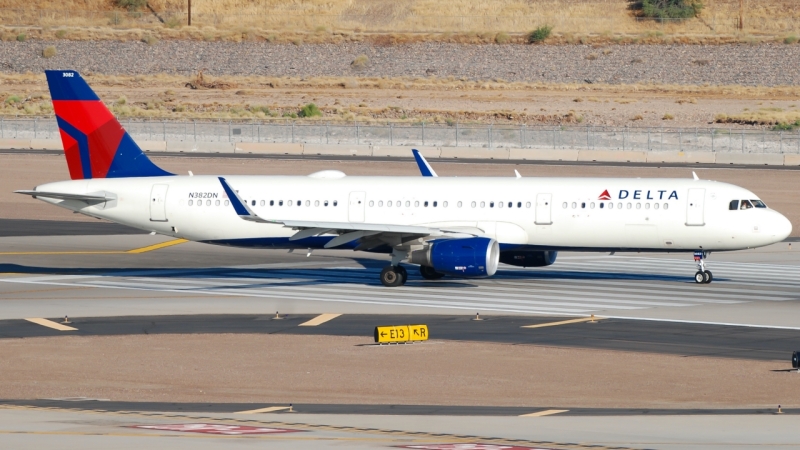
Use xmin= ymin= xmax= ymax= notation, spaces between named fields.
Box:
xmin=488 ymin=124 xmax=492 ymax=149
xmin=257 ymin=122 xmax=260 ymax=143
xmin=455 ymin=122 xmax=459 ymax=147
xmin=647 ymin=128 xmax=650 ymax=150
xmin=780 ymin=131 xmax=783 ymax=153
xmin=228 ymin=121 xmax=231 ymax=142
xmin=188 ymin=0 xmax=191 ymax=26
xmin=520 ymin=124 xmax=524 ymax=148
xmin=586 ymin=125 xmax=590 ymax=150
xmin=355 ymin=121 xmax=358 ymax=145
xmin=622 ymin=128 xmax=626 ymax=151
xmin=741 ymin=130 xmax=744 ymax=153
xmin=34 ymin=117 xmax=37 ymax=138
xmin=292 ymin=121 xmax=295 ymax=143
xmin=553 ymin=127 xmax=556 ymax=149
xmin=1 ymin=117 xmax=4 ymax=138
xmin=679 ymin=130 xmax=682 ymax=152
xmin=163 ymin=120 xmax=166 ymax=141
xmin=711 ymin=129 xmax=714 ymax=153
xmin=193 ymin=120 xmax=196 ymax=141
xmin=421 ymin=122 xmax=425 ymax=146
xmin=390 ymin=123 xmax=393 ymax=146
xmin=729 ymin=128 xmax=732 ymax=152
xmin=326 ymin=123 xmax=329 ymax=144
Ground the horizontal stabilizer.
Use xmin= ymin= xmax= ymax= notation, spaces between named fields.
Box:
xmin=14 ymin=190 xmax=111 ymax=202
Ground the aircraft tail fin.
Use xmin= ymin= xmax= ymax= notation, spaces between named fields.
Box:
xmin=45 ymin=70 xmax=173 ymax=180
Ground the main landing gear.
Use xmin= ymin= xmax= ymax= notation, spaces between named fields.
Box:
xmin=380 ymin=265 xmax=407 ymax=287
xmin=693 ymin=251 xmax=713 ymax=284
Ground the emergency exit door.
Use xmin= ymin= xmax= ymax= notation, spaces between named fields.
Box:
xmin=535 ymin=193 xmax=552 ymax=225
xmin=149 ymin=184 xmax=169 ymax=222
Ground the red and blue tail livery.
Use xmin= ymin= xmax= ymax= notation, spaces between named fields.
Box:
xmin=45 ymin=70 xmax=172 ymax=180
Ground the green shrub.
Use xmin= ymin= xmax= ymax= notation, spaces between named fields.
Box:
xmin=55 ymin=29 xmax=67 ymax=39
xmin=42 ymin=46 xmax=57 ymax=58
xmin=5 ymin=95 xmax=21 ymax=105
xmin=637 ymin=0 xmax=703 ymax=20
xmin=495 ymin=32 xmax=510 ymax=44
xmin=772 ymin=120 xmax=800 ymax=131
xmin=784 ymin=35 xmax=799 ymax=44
xmin=299 ymin=103 xmax=322 ymax=118
xmin=351 ymin=54 xmax=369 ymax=70
xmin=16 ymin=33 xmax=26 ymax=42
xmin=142 ymin=35 xmax=159 ymax=45
xmin=116 ymin=0 xmax=147 ymax=11
xmin=527 ymin=25 xmax=552 ymax=44
xmin=164 ymin=17 xmax=182 ymax=29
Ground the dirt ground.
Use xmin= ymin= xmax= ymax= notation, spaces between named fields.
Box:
xmin=3 ymin=153 xmax=798 ymax=236
xmin=3 ymin=74 xmax=800 ymax=127
xmin=0 ymin=334 xmax=796 ymax=409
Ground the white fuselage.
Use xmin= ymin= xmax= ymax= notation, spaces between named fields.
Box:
xmin=34 ymin=174 xmax=792 ymax=253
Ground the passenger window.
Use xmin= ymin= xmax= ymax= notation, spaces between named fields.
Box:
xmin=216 ymin=200 xmax=221 ymax=206
xmin=562 ymin=202 xmax=568 ymax=208
xmin=608 ymin=202 xmax=614 ymax=209
xmin=188 ymin=200 xmax=193 ymax=206
xmin=751 ymin=199 xmax=767 ymax=208
xmin=599 ymin=202 xmax=604 ymax=209
xmin=387 ymin=201 xmax=392 ymax=207
xmin=526 ymin=202 xmax=531 ymax=208
xmin=617 ymin=202 xmax=622 ymax=209
xmin=636 ymin=203 xmax=642 ymax=209
xmin=424 ymin=201 xmax=428 ymax=207
xmin=508 ymin=202 xmax=512 ymax=208
xmin=517 ymin=202 xmax=521 ymax=208
xmin=471 ymin=201 xmax=476 ymax=208
xmin=654 ymin=203 xmax=659 ymax=210
xmin=457 ymin=201 xmax=462 ymax=208
xmin=323 ymin=200 xmax=328 ymax=207
xmin=490 ymin=202 xmax=495 ymax=208
xmin=571 ymin=202 xmax=577 ymax=209
xmin=590 ymin=202 xmax=595 ymax=209
xmin=480 ymin=201 xmax=486 ymax=208
xmin=314 ymin=200 xmax=319 ymax=206
xmin=378 ymin=200 xmax=383 ymax=207
xmin=270 ymin=200 xmax=274 ymax=206
xmin=406 ymin=201 xmax=411 ymax=207
xmin=305 ymin=200 xmax=310 ymax=207
xmin=729 ymin=200 xmax=739 ymax=210
xmin=627 ymin=203 xmax=632 ymax=209
xmin=279 ymin=200 xmax=284 ymax=206
xmin=250 ymin=200 xmax=255 ymax=206
xmin=397 ymin=201 xmax=401 ymax=207
xmin=224 ymin=200 xmax=230 ymax=206
xmin=369 ymin=200 xmax=374 ymax=207
xmin=645 ymin=203 xmax=650 ymax=209
xmin=259 ymin=200 xmax=264 ymax=206
xmin=740 ymin=200 xmax=753 ymax=210
xmin=333 ymin=200 xmax=338 ymax=206
xmin=443 ymin=201 xmax=448 ymax=208
xmin=498 ymin=202 xmax=503 ymax=208
xmin=581 ymin=202 xmax=586 ymax=209
xmin=287 ymin=200 xmax=293 ymax=206
xmin=297 ymin=200 xmax=301 ymax=206
xmin=415 ymin=201 xmax=420 ymax=207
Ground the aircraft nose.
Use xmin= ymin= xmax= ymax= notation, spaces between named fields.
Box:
xmin=769 ymin=211 xmax=793 ymax=241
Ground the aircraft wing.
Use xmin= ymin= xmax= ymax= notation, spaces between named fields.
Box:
xmin=14 ymin=190 xmax=112 ymax=203
xmin=218 ymin=177 xmax=477 ymax=249
xmin=412 ymin=149 xmax=438 ymax=177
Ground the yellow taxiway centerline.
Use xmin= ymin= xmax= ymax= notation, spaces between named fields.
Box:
xmin=519 ymin=409 xmax=569 ymax=417
xmin=0 ymin=239 xmax=188 ymax=256
xmin=235 ymin=406 xmax=292 ymax=414
xmin=298 ymin=313 xmax=342 ymax=327
xmin=24 ymin=318 xmax=78 ymax=331
xmin=521 ymin=316 xmax=603 ymax=329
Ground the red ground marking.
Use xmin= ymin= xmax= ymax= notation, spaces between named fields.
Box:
xmin=130 ymin=423 xmax=303 ymax=435
xmin=399 ymin=445 xmax=556 ymax=450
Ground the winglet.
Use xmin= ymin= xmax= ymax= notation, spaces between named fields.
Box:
xmin=692 ymin=171 xmax=699 ymax=181
xmin=514 ymin=170 xmax=522 ymax=179
xmin=218 ymin=177 xmax=267 ymax=222
xmin=412 ymin=149 xmax=438 ymax=177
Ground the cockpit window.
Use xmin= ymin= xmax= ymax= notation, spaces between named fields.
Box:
xmin=751 ymin=199 xmax=767 ymax=208
xmin=740 ymin=200 xmax=754 ymax=210
xmin=729 ymin=200 xmax=739 ymax=210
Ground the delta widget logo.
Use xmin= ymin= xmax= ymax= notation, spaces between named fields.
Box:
xmin=598 ymin=190 xmax=612 ymax=200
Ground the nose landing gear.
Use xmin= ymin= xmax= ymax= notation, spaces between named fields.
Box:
xmin=693 ymin=251 xmax=713 ymax=284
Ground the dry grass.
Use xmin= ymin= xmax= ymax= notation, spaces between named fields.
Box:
xmin=1 ymin=0 xmax=799 ymax=42
xmin=716 ymin=109 xmax=800 ymax=125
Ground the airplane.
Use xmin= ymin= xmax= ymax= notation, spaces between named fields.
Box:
xmin=14 ymin=70 xmax=793 ymax=287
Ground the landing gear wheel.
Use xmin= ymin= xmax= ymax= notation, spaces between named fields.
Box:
xmin=396 ymin=265 xmax=408 ymax=284
xmin=703 ymin=270 xmax=713 ymax=284
xmin=419 ymin=265 xmax=445 ymax=280
xmin=380 ymin=265 xmax=405 ymax=287
xmin=694 ymin=271 xmax=705 ymax=284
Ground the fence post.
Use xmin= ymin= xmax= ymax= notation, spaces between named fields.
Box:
xmin=163 ymin=120 xmax=166 ymax=141
xmin=193 ymin=120 xmax=196 ymax=141
xmin=553 ymin=127 xmax=556 ymax=149
xmin=355 ymin=121 xmax=359 ymax=145
xmin=586 ymin=126 xmax=590 ymax=150
xmin=780 ymin=131 xmax=783 ymax=153
xmin=389 ymin=123 xmax=393 ymax=146
xmin=488 ymin=124 xmax=492 ymax=149
xmin=741 ymin=130 xmax=744 ymax=153
xmin=520 ymin=124 xmax=524 ymax=148
xmin=622 ymin=128 xmax=626 ymax=151
xmin=421 ymin=121 xmax=425 ymax=146
xmin=711 ymin=129 xmax=714 ymax=153
xmin=647 ymin=128 xmax=650 ymax=151
xmin=679 ymin=130 xmax=682 ymax=152
xmin=34 ymin=117 xmax=37 ymax=139
xmin=455 ymin=122 xmax=459 ymax=147
xmin=1 ymin=117 xmax=3 ymax=138
xmin=292 ymin=121 xmax=295 ymax=143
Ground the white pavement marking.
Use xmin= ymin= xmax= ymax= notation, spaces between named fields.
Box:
xmin=520 ymin=409 xmax=570 ymax=417
xmin=235 ymin=406 xmax=291 ymax=414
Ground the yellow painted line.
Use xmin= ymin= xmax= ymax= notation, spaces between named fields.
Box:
xmin=24 ymin=318 xmax=78 ymax=331
xmin=521 ymin=316 xmax=603 ymax=329
xmin=519 ymin=409 xmax=569 ymax=417
xmin=298 ymin=313 xmax=342 ymax=327
xmin=235 ymin=406 xmax=291 ymax=414
xmin=125 ymin=239 xmax=189 ymax=254
xmin=0 ymin=239 xmax=188 ymax=256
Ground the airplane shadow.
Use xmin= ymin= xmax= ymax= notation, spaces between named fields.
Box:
xmin=0 ymin=261 xmax=702 ymax=289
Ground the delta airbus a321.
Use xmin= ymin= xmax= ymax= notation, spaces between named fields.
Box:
xmin=16 ymin=70 xmax=792 ymax=286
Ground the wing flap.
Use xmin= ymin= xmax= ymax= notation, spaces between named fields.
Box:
xmin=14 ymin=190 xmax=111 ymax=202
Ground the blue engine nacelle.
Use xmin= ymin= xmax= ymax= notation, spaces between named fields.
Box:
xmin=410 ymin=237 xmax=500 ymax=277
xmin=499 ymin=250 xmax=558 ymax=267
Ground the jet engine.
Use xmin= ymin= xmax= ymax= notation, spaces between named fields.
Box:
xmin=499 ymin=250 xmax=558 ymax=267
xmin=410 ymin=237 xmax=499 ymax=277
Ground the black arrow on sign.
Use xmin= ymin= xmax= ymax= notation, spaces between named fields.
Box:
xmin=380 ymin=331 xmax=387 ymax=337
xmin=413 ymin=329 xmax=419 ymax=336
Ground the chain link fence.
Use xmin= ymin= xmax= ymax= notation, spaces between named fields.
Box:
xmin=1 ymin=9 xmax=798 ymax=35
xmin=3 ymin=118 xmax=799 ymax=154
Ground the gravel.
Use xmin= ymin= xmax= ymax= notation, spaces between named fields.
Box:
xmin=1 ymin=40 xmax=799 ymax=86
